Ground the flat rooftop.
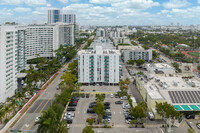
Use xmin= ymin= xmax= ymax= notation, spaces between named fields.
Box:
xmin=138 ymin=74 xmax=200 ymax=105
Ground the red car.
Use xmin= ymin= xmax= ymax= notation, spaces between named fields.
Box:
xmin=86 ymin=118 xmax=96 ymax=122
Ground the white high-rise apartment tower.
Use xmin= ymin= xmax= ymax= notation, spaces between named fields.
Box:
xmin=62 ymin=14 xmax=76 ymax=24
xmin=48 ymin=9 xmax=61 ymax=24
xmin=0 ymin=25 xmax=19 ymax=102
xmin=78 ymin=46 xmax=122 ymax=85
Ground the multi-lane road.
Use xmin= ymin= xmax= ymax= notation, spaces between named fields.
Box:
xmin=11 ymin=36 xmax=94 ymax=132
xmin=12 ymin=66 xmax=66 ymax=132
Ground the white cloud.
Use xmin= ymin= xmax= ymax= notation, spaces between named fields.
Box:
xmin=57 ymin=0 xmax=68 ymax=4
xmin=0 ymin=8 xmax=13 ymax=16
xmin=163 ymin=0 xmax=190 ymax=9
xmin=89 ymin=0 xmax=110 ymax=4
xmin=14 ymin=7 xmax=31 ymax=12
xmin=0 ymin=0 xmax=47 ymax=6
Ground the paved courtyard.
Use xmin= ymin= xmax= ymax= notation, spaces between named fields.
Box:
xmin=80 ymin=85 xmax=120 ymax=94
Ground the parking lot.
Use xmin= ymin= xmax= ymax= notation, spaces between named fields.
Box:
xmin=67 ymin=94 xmax=127 ymax=133
xmin=66 ymin=94 xmax=165 ymax=133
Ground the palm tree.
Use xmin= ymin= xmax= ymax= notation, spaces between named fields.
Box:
xmin=0 ymin=109 xmax=5 ymax=124
xmin=125 ymin=78 xmax=131 ymax=85
xmin=56 ymin=120 xmax=68 ymax=133
xmin=11 ymin=99 xmax=17 ymax=114
xmin=4 ymin=106 xmax=11 ymax=119
xmin=35 ymin=108 xmax=57 ymax=133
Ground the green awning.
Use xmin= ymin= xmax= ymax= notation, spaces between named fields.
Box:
xmin=189 ymin=105 xmax=200 ymax=111
xmin=173 ymin=105 xmax=183 ymax=111
xmin=181 ymin=105 xmax=191 ymax=111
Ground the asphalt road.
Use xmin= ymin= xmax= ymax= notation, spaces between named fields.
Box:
xmin=122 ymin=64 xmax=144 ymax=103
xmin=12 ymin=67 xmax=66 ymax=132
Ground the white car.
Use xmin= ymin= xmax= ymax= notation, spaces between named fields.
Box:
xmin=122 ymin=103 xmax=130 ymax=109
xmin=106 ymin=109 xmax=111 ymax=112
xmin=67 ymin=124 xmax=70 ymax=129
xmin=120 ymin=96 xmax=128 ymax=100
xmin=35 ymin=117 xmax=39 ymax=122
xmin=125 ymin=119 xmax=131 ymax=124
xmin=196 ymin=123 xmax=200 ymax=129
xmin=67 ymin=112 xmax=75 ymax=117
xmin=110 ymin=94 xmax=114 ymax=98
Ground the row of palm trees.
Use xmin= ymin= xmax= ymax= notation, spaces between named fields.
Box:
xmin=0 ymin=92 xmax=23 ymax=124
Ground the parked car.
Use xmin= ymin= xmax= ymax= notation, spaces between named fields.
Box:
xmin=81 ymin=93 xmax=85 ymax=98
xmin=35 ymin=117 xmax=39 ymax=122
xmin=186 ymin=114 xmax=195 ymax=119
xmin=87 ymin=108 xmax=95 ymax=113
xmin=115 ymin=93 xmax=119 ymax=98
xmin=67 ymin=124 xmax=70 ymax=129
xmin=86 ymin=94 xmax=90 ymax=98
xmin=110 ymin=94 xmax=114 ymax=98
xmin=67 ymin=107 xmax=76 ymax=111
xmin=66 ymin=112 xmax=75 ymax=117
xmin=69 ymin=102 xmax=77 ymax=106
xmin=104 ymin=106 xmax=110 ymax=110
xmin=66 ymin=118 xmax=73 ymax=124
xmin=104 ymin=102 xmax=110 ymax=106
xmin=71 ymin=97 xmax=80 ymax=101
xmin=115 ymin=101 xmax=123 ymax=104
xmin=148 ymin=112 xmax=155 ymax=120
xmin=196 ymin=123 xmax=200 ymax=129
xmin=120 ymin=96 xmax=128 ymax=100
xmin=125 ymin=114 xmax=135 ymax=120
xmin=122 ymin=103 xmax=130 ymax=109
xmin=70 ymin=100 xmax=78 ymax=104
xmin=86 ymin=117 xmax=96 ymax=122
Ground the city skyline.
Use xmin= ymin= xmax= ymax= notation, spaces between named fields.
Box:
xmin=0 ymin=0 xmax=200 ymax=25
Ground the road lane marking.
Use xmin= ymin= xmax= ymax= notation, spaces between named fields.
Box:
xmin=27 ymin=99 xmax=50 ymax=132
xmin=119 ymin=112 xmax=121 ymax=114
xmin=33 ymin=100 xmax=45 ymax=113
xmin=39 ymin=99 xmax=50 ymax=113
xmin=113 ymin=112 xmax=115 ymax=114
xmin=78 ymin=111 xmax=80 ymax=114
xmin=84 ymin=111 xmax=86 ymax=114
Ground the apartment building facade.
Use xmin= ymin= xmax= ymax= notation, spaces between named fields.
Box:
xmin=123 ymin=49 xmax=152 ymax=62
xmin=78 ymin=46 xmax=122 ymax=85
xmin=0 ymin=25 xmax=18 ymax=102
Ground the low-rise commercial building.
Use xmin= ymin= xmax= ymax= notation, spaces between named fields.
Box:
xmin=135 ymin=72 xmax=200 ymax=119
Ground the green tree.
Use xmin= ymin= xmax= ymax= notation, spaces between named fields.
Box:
xmin=152 ymin=50 xmax=159 ymax=59
xmin=93 ymin=100 xmax=106 ymax=124
xmin=0 ymin=109 xmax=5 ymax=124
xmin=127 ymin=60 xmax=134 ymax=65
xmin=95 ymin=94 xmax=105 ymax=102
xmin=61 ymin=71 xmax=77 ymax=88
xmin=171 ymin=62 xmax=181 ymax=73
xmin=135 ymin=59 xmax=145 ymax=66
xmin=125 ymin=78 xmax=131 ymax=85
xmin=82 ymin=126 xmax=94 ymax=133
xmin=197 ymin=65 xmax=200 ymax=71
xmin=156 ymin=102 xmax=182 ymax=132
xmin=130 ymin=105 xmax=146 ymax=124
xmin=35 ymin=108 xmax=57 ymax=133
xmin=187 ymin=128 xmax=195 ymax=133
xmin=88 ymin=118 xmax=94 ymax=125
xmin=4 ymin=106 xmax=11 ymax=119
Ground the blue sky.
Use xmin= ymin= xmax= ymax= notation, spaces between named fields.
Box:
xmin=0 ymin=0 xmax=200 ymax=25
